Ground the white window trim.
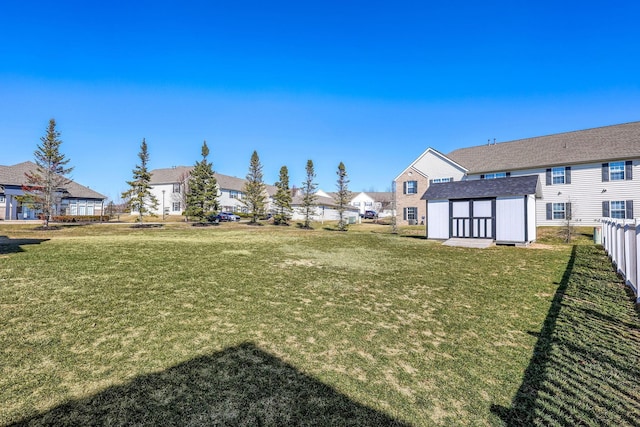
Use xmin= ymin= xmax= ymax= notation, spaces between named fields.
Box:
xmin=552 ymin=167 xmax=565 ymax=185
xmin=609 ymin=161 xmax=625 ymax=181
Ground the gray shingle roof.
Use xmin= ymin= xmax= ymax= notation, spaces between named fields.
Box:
xmin=421 ymin=175 xmax=540 ymax=200
xmin=0 ymin=162 xmax=106 ymax=199
xmin=446 ymin=121 xmax=640 ymax=174
xmin=150 ymin=166 xmax=277 ymax=194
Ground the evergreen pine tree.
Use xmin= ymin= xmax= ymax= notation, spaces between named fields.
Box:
xmin=301 ymin=159 xmax=317 ymax=229
xmin=185 ymin=141 xmax=219 ymax=222
xmin=121 ymin=139 xmax=158 ymax=223
xmin=273 ymin=165 xmax=292 ymax=225
xmin=23 ymin=119 xmax=74 ymax=227
xmin=242 ymin=150 xmax=266 ymax=223
xmin=334 ymin=161 xmax=351 ymax=231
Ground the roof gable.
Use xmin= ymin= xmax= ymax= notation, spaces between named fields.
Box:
xmin=394 ymin=147 xmax=467 ymax=181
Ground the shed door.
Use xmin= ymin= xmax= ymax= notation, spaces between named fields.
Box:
xmin=450 ymin=199 xmax=495 ymax=239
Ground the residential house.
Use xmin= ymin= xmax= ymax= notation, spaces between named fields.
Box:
xmin=0 ymin=161 xmax=106 ymax=220
xmin=148 ymin=166 xmax=277 ymax=216
xmin=350 ymin=191 xmax=394 ymax=217
xmin=395 ymin=121 xmax=640 ymax=232
xmin=291 ymin=189 xmax=360 ymax=223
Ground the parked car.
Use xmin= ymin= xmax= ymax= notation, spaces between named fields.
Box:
xmin=213 ymin=212 xmax=241 ymax=222
xmin=223 ymin=212 xmax=241 ymax=222
xmin=360 ymin=210 xmax=378 ymax=219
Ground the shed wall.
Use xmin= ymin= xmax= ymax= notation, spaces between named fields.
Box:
xmin=496 ymin=196 xmax=525 ymax=242
xmin=427 ymin=200 xmax=449 ymax=239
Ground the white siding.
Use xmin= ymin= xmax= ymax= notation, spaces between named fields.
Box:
xmin=527 ymin=194 xmax=537 ymax=241
xmin=496 ymin=196 xmax=525 ymax=242
xmin=427 ymin=200 xmax=449 ymax=239
xmin=413 ymin=150 xmax=466 ymax=182
xmin=468 ymin=159 xmax=640 ymax=226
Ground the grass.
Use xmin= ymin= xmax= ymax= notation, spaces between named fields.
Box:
xmin=0 ymin=223 xmax=638 ymax=426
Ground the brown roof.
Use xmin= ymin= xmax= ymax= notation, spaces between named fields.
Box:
xmin=0 ymin=161 xmax=106 ymax=199
xmin=150 ymin=166 xmax=277 ymax=194
xmin=446 ymin=121 xmax=640 ymax=174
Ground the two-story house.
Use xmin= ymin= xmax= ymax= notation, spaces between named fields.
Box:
xmin=148 ymin=166 xmax=276 ymax=216
xmin=395 ymin=121 xmax=640 ymax=229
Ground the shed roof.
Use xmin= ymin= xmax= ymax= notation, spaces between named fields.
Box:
xmin=446 ymin=121 xmax=640 ymax=174
xmin=421 ymin=175 xmax=540 ymax=201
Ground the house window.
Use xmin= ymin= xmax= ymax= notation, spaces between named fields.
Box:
xmin=611 ymin=201 xmax=626 ymax=219
xmin=404 ymin=181 xmax=418 ymax=194
xmin=482 ymin=172 xmax=507 ymax=180
xmin=172 ymin=202 xmax=181 ymax=211
xmin=609 ymin=161 xmax=625 ymax=181
xmin=230 ymin=190 xmax=241 ymax=199
xmin=552 ymin=167 xmax=565 ymax=184
xmin=353 ymin=201 xmax=360 ymax=206
xmin=403 ymin=207 xmax=418 ymax=221
xmin=603 ymin=200 xmax=634 ymax=219
xmin=553 ymin=203 xmax=566 ymax=220
xmin=431 ymin=177 xmax=451 ymax=183
xmin=365 ymin=201 xmax=373 ymax=207
xmin=173 ymin=183 xmax=181 ymax=193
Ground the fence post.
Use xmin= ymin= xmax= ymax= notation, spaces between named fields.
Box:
xmin=624 ymin=223 xmax=634 ymax=292
xmin=636 ymin=219 xmax=640 ymax=303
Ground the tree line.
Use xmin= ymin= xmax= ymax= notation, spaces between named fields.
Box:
xmin=121 ymin=138 xmax=352 ymax=229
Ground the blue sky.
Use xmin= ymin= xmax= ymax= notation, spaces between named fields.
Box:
xmin=2 ymin=1 xmax=639 ymax=201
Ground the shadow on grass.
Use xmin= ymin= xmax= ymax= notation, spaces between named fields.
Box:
xmin=0 ymin=236 xmax=50 ymax=254
xmin=491 ymin=245 xmax=640 ymax=425
xmin=9 ymin=342 xmax=408 ymax=427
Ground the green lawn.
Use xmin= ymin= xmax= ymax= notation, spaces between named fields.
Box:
xmin=0 ymin=223 xmax=638 ymax=426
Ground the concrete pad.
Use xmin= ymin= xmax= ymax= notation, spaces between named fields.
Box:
xmin=442 ymin=238 xmax=494 ymax=248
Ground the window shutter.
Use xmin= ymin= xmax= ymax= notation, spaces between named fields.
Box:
xmin=626 ymin=200 xmax=634 ymax=219
xmin=602 ymin=163 xmax=609 ymax=182
xmin=566 ymin=202 xmax=572 ymax=220
xmin=403 ymin=207 xmax=407 ymax=220
xmin=403 ymin=181 xmax=407 ymax=194
xmin=429 ymin=179 xmax=433 ymax=185
xmin=602 ymin=201 xmax=610 ymax=218
xmin=506 ymin=172 xmax=511 ymax=177
xmin=626 ymin=160 xmax=633 ymax=180
xmin=450 ymin=177 xmax=454 ymax=182
xmin=546 ymin=203 xmax=552 ymax=220
xmin=545 ymin=169 xmax=551 ymax=185
xmin=565 ymin=167 xmax=571 ymax=184
xmin=480 ymin=174 xmax=485 ymax=179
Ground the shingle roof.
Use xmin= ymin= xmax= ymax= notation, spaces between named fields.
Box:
xmin=363 ymin=191 xmax=394 ymax=203
xmin=0 ymin=162 xmax=106 ymax=199
xmin=446 ymin=121 xmax=640 ymax=174
xmin=150 ymin=166 xmax=277 ymax=194
xmin=421 ymin=175 xmax=540 ymax=200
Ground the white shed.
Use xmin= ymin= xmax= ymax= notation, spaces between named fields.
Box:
xmin=421 ymin=175 xmax=541 ymax=244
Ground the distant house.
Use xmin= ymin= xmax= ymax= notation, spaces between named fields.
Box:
xmin=349 ymin=191 xmax=394 ymax=217
xmin=291 ymin=190 xmax=360 ymax=223
xmin=148 ymin=166 xmax=277 ymax=216
xmin=0 ymin=161 xmax=106 ymax=220
xmin=395 ymin=122 xmax=640 ymax=229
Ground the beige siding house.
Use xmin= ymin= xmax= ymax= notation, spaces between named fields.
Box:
xmin=394 ymin=148 xmax=466 ymax=224
xmin=396 ymin=122 xmax=640 ymax=227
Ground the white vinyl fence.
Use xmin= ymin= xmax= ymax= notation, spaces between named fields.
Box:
xmin=601 ymin=218 xmax=640 ymax=303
